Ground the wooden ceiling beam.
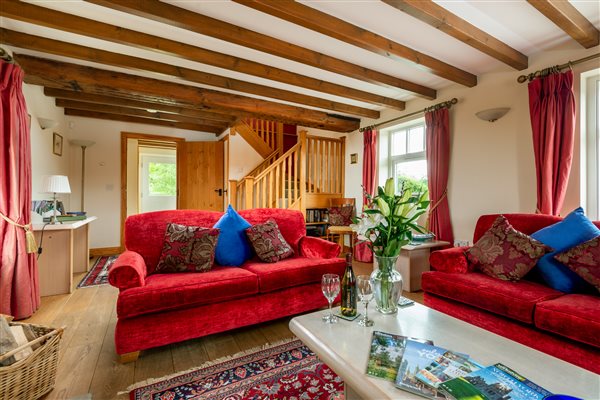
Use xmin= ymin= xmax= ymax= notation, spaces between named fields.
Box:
xmin=44 ymin=88 xmax=237 ymax=123
xmin=0 ymin=29 xmax=380 ymax=119
xmin=86 ymin=0 xmax=439 ymax=95
xmin=55 ymin=99 xmax=229 ymax=128
xmin=526 ymin=0 xmax=599 ymax=48
xmin=381 ymin=0 xmax=528 ymax=70
xmin=64 ymin=108 xmax=223 ymax=133
xmin=0 ymin=0 xmax=410 ymax=108
xmin=14 ymin=54 xmax=360 ymax=132
xmin=234 ymin=0 xmax=479 ymax=85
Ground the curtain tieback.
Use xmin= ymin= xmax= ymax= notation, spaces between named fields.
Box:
xmin=425 ymin=189 xmax=448 ymax=231
xmin=0 ymin=212 xmax=37 ymax=254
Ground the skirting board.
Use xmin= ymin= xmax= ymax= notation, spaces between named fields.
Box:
xmin=90 ymin=246 xmax=122 ymax=257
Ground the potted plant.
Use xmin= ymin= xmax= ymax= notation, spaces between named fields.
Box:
xmin=351 ymin=178 xmax=429 ymax=314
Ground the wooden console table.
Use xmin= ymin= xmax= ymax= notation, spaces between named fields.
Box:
xmin=33 ymin=217 xmax=97 ymax=296
xmin=396 ymin=240 xmax=450 ymax=292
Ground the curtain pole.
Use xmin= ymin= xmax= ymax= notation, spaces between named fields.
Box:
xmin=358 ymin=98 xmax=458 ymax=133
xmin=517 ymin=53 xmax=599 ymax=83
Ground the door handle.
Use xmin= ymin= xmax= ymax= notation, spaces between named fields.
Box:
xmin=215 ymin=188 xmax=223 ymax=196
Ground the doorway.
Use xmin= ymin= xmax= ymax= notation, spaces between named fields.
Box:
xmin=120 ymin=132 xmax=225 ymax=249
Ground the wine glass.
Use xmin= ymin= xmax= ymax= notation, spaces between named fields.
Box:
xmin=321 ymin=274 xmax=340 ymax=323
xmin=357 ymin=275 xmax=374 ymax=327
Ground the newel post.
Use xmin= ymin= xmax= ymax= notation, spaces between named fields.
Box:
xmin=228 ymin=180 xmax=238 ymax=208
xmin=299 ymin=130 xmax=308 ymax=217
xmin=244 ymin=177 xmax=255 ymax=210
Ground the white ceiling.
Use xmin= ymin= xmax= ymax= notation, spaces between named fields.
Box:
xmin=2 ymin=0 xmax=599 ymax=118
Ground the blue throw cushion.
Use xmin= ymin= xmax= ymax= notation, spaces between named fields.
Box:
xmin=213 ymin=205 xmax=252 ymax=266
xmin=531 ymin=207 xmax=600 ymax=293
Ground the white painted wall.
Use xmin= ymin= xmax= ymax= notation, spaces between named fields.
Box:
xmin=228 ymin=131 xmax=263 ymax=181
xmin=24 ymin=84 xmax=71 ymax=223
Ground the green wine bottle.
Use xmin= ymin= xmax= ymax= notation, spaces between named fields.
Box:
xmin=341 ymin=252 xmax=357 ymax=317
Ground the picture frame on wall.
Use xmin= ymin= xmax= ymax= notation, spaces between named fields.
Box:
xmin=53 ymin=132 xmax=63 ymax=156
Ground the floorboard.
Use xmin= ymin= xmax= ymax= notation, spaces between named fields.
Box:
xmin=19 ymin=257 xmax=425 ymax=399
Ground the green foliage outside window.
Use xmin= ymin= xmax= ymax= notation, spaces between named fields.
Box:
xmin=396 ymin=175 xmax=429 ymax=200
xmin=149 ymin=162 xmax=176 ymax=196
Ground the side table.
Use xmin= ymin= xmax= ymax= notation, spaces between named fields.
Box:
xmin=396 ymin=240 xmax=450 ymax=292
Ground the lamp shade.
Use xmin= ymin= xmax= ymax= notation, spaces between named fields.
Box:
xmin=475 ymin=107 xmax=510 ymax=122
xmin=41 ymin=175 xmax=71 ymax=194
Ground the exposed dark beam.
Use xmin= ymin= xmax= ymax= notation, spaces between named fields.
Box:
xmin=0 ymin=29 xmax=381 ymax=119
xmin=381 ymin=0 xmax=528 ymax=70
xmin=235 ymin=0 xmax=479 ymax=85
xmin=0 ymin=0 xmax=409 ymax=108
xmin=44 ymin=88 xmax=237 ymax=123
xmin=15 ymin=54 xmax=360 ymax=132
xmin=64 ymin=108 xmax=223 ymax=133
xmin=527 ymin=0 xmax=599 ymax=48
xmin=56 ymin=99 xmax=229 ymax=128
xmin=86 ymin=0 xmax=439 ymax=95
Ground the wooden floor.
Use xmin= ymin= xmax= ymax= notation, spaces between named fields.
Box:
xmin=22 ymin=258 xmax=424 ymax=400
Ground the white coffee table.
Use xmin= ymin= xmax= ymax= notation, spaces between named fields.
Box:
xmin=290 ymin=303 xmax=599 ymax=399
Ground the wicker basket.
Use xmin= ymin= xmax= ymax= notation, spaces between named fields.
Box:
xmin=0 ymin=321 xmax=64 ymax=400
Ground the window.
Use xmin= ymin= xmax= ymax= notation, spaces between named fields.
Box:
xmin=583 ymin=70 xmax=600 ymax=219
xmin=388 ymin=121 xmax=428 ymax=196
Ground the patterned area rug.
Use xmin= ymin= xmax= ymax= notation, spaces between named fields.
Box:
xmin=129 ymin=338 xmax=344 ymax=400
xmin=77 ymin=255 xmax=118 ymax=288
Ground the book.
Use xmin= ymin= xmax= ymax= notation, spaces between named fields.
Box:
xmin=366 ymin=331 xmax=432 ymax=382
xmin=395 ymin=340 xmax=454 ymax=399
xmin=439 ymin=363 xmax=553 ymax=400
xmin=43 ymin=215 xmax=87 ymax=223
xmin=416 ymin=352 xmax=483 ymax=388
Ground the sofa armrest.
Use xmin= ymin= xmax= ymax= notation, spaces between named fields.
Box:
xmin=108 ymin=251 xmax=147 ymax=290
xmin=429 ymin=246 xmax=471 ymax=273
xmin=299 ymin=236 xmax=341 ymax=259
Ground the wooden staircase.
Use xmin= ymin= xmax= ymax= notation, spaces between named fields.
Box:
xmin=229 ymin=118 xmax=345 ymax=214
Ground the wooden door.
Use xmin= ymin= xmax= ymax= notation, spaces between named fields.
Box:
xmin=177 ymin=141 xmax=224 ymax=211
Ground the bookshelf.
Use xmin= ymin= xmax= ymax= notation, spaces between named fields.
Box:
xmin=305 ymin=208 xmax=328 ymax=238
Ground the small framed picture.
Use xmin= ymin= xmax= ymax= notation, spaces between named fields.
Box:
xmin=350 ymin=153 xmax=358 ymax=164
xmin=53 ymin=132 xmax=63 ymax=156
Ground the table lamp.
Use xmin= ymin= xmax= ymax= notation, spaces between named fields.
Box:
xmin=41 ymin=175 xmax=71 ymax=224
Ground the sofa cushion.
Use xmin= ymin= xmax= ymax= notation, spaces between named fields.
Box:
xmin=155 ymin=224 xmax=219 ymax=273
xmin=535 ymin=294 xmax=600 ymax=348
xmin=117 ymin=266 xmax=258 ymax=318
xmin=531 ymin=207 xmax=600 ymax=293
xmin=421 ymin=271 xmax=563 ymax=324
xmin=242 ymin=257 xmax=345 ymax=293
xmin=554 ymin=236 xmax=600 ymax=293
xmin=246 ymin=219 xmax=294 ymax=263
xmin=466 ymin=215 xmax=550 ymax=281
xmin=213 ymin=205 xmax=252 ymax=267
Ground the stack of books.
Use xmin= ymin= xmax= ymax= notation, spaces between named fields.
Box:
xmin=42 ymin=212 xmax=87 ymax=223
xmin=366 ymin=331 xmax=554 ymax=400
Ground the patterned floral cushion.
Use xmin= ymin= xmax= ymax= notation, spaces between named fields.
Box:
xmin=554 ymin=236 xmax=600 ymax=293
xmin=246 ymin=219 xmax=294 ymax=263
xmin=328 ymin=206 xmax=354 ymax=226
xmin=465 ymin=215 xmax=551 ymax=281
xmin=155 ymin=223 xmax=220 ymax=273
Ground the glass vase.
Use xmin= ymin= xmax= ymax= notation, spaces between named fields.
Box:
xmin=370 ymin=255 xmax=403 ymax=314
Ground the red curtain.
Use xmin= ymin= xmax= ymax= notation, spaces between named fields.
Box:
xmin=355 ymin=129 xmax=377 ymax=262
xmin=425 ymin=108 xmax=454 ymax=244
xmin=528 ymin=70 xmax=575 ymax=216
xmin=362 ymin=129 xmax=377 ymax=204
xmin=0 ymin=60 xmax=39 ymax=319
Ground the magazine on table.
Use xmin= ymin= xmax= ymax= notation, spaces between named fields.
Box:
xmin=438 ymin=363 xmax=553 ymax=400
xmin=394 ymin=340 xmax=457 ymax=399
xmin=416 ymin=351 xmax=483 ymax=389
xmin=366 ymin=331 xmax=433 ymax=382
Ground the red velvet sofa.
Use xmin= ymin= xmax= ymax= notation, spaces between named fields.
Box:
xmin=108 ymin=208 xmax=345 ymax=359
xmin=423 ymin=213 xmax=600 ymax=374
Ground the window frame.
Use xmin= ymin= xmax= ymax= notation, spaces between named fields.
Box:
xmin=583 ymin=71 xmax=600 ymax=219
xmin=388 ymin=121 xmax=427 ymax=184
